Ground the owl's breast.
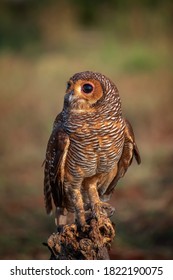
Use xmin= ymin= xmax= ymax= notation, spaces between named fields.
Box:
xmin=95 ymin=132 xmax=124 ymax=173
xmin=65 ymin=118 xmax=125 ymax=178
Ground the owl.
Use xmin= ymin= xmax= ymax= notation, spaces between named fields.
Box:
xmin=44 ymin=71 xmax=141 ymax=227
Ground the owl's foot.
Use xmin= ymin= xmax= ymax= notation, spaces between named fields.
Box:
xmin=100 ymin=202 xmax=115 ymax=217
xmin=75 ymin=209 xmax=89 ymax=232
xmin=92 ymin=202 xmax=115 ymax=220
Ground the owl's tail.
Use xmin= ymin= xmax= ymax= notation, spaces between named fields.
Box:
xmin=55 ymin=207 xmax=68 ymax=226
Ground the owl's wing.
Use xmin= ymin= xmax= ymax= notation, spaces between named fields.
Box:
xmin=44 ymin=115 xmax=70 ymax=214
xmin=104 ymin=118 xmax=141 ymax=196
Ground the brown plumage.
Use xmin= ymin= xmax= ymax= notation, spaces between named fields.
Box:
xmin=44 ymin=71 xmax=141 ymax=227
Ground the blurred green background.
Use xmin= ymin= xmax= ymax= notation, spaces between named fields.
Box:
xmin=0 ymin=0 xmax=173 ymax=259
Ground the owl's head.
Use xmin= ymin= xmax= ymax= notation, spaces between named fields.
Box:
xmin=63 ymin=71 xmax=120 ymax=113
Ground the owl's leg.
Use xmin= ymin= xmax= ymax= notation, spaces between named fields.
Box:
xmin=65 ymin=186 xmax=86 ymax=228
xmin=73 ymin=188 xmax=86 ymax=227
xmin=86 ymin=180 xmax=115 ymax=219
xmin=87 ymin=182 xmax=103 ymax=220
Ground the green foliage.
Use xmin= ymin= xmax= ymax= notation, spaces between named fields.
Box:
xmin=122 ymin=45 xmax=159 ymax=73
xmin=0 ymin=0 xmax=172 ymax=51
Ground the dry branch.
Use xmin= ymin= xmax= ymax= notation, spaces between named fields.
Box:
xmin=44 ymin=215 xmax=115 ymax=260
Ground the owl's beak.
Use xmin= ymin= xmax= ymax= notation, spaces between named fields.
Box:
xmin=68 ymin=90 xmax=75 ymax=102
xmin=69 ymin=89 xmax=82 ymax=102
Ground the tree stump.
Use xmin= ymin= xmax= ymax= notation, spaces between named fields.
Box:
xmin=44 ymin=215 xmax=115 ymax=260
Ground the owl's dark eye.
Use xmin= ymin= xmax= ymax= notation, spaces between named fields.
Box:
xmin=82 ymin=83 xmax=94 ymax=94
xmin=66 ymin=82 xmax=71 ymax=91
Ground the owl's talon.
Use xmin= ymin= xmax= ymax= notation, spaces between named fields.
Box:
xmin=101 ymin=203 xmax=115 ymax=217
xmin=91 ymin=202 xmax=115 ymax=220
xmin=81 ymin=224 xmax=90 ymax=232
xmin=91 ymin=203 xmax=103 ymax=220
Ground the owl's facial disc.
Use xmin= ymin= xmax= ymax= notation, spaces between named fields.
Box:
xmin=65 ymin=79 xmax=103 ymax=112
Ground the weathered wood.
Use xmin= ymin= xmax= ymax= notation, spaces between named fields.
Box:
xmin=44 ymin=215 xmax=115 ymax=260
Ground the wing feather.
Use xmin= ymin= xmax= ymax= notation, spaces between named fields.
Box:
xmin=105 ymin=118 xmax=141 ymax=196
xmin=44 ymin=114 xmax=70 ymax=214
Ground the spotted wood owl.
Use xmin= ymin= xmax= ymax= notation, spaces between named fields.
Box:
xmin=44 ymin=71 xmax=141 ymax=227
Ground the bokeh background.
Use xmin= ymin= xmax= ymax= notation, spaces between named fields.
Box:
xmin=0 ymin=0 xmax=173 ymax=259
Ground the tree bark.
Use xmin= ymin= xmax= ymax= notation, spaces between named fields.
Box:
xmin=44 ymin=215 xmax=115 ymax=260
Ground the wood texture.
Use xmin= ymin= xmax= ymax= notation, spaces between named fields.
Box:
xmin=44 ymin=215 xmax=115 ymax=260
